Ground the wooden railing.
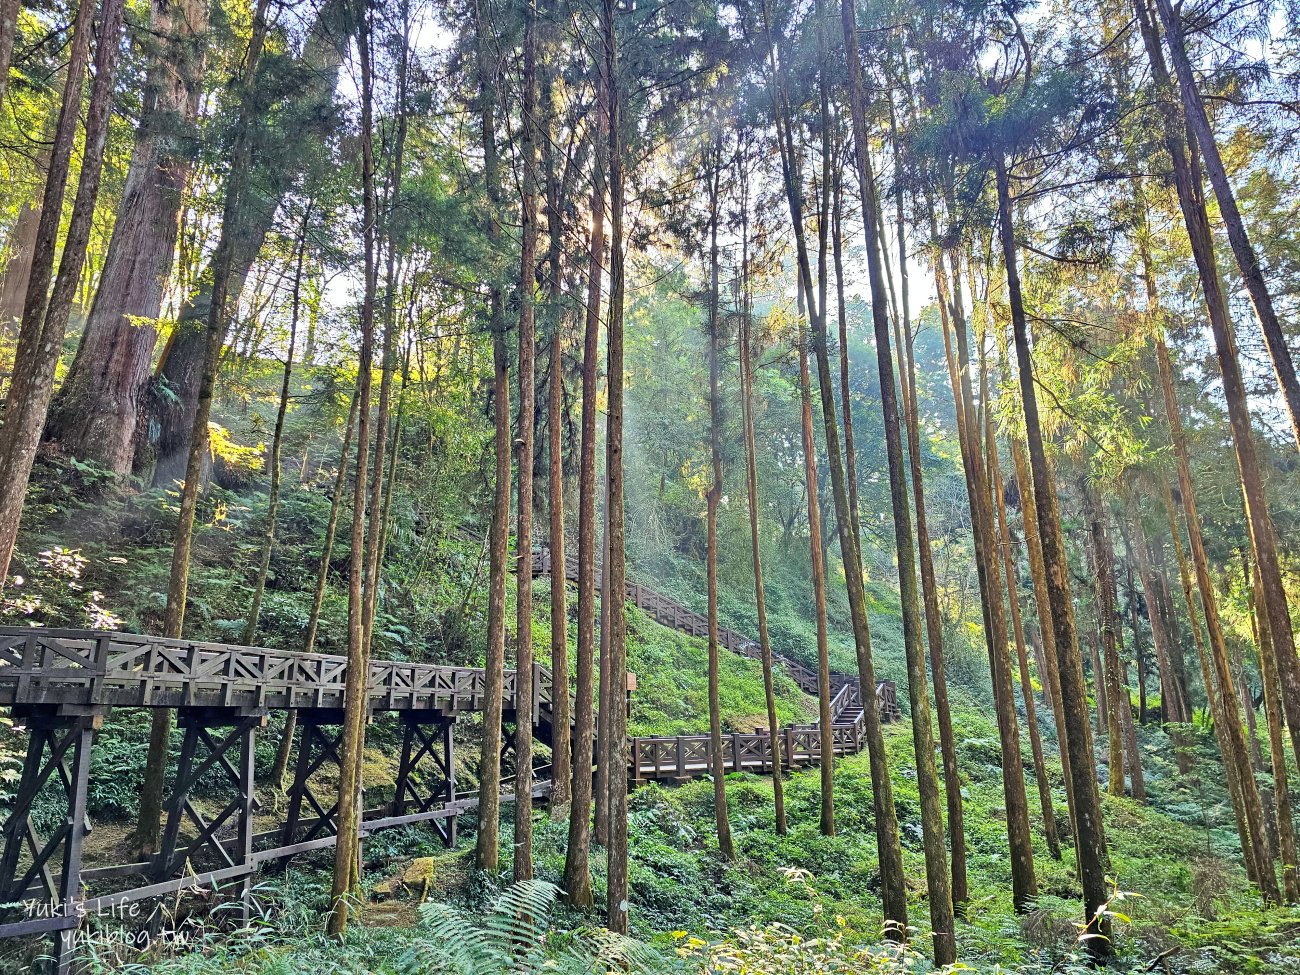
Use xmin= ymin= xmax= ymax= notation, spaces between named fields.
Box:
xmin=0 ymin=627 xmax=556 ymax=717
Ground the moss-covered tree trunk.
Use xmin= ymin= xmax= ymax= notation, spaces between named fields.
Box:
xmin=996 ymin=156 xmax=1110 ymax=957
xmin=562 ymin=50 xmax=607 ymax=905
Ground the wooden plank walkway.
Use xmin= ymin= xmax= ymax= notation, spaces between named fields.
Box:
xmin=0 ymin=553 xmax=899 ymax=968
xmin=532 ymin=547 xmax=901 ymax=783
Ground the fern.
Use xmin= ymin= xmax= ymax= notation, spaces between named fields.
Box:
xmin=400 ymin=880 xmax=676 ymax=975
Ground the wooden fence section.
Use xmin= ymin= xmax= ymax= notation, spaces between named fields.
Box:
xmin=0 ymin=627 xmax=557 ymax=717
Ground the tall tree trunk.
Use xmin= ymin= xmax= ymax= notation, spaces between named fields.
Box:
xmin=0 ymin=0 xmax=18 ymax=121
xmin=1125 ymin=507 xmax=1193 ymax=773
xmin=925 ymin=211 xmax=975 ymax=905
xmin=737 ymin=150 xmax=786 ymax=834
xmin=545 ymin=60 xmax=571 ymax=817
xmin=244 ymin=203 xmax=311 ymax=645
xmin=602 ymin=0 xmax=629 ymax=931
xmin=139 ymin=4 xmax=346 ymax=483
xmin=1150 ymin=0 xmax=1300 ymax=453
xmin=704 ymin=134 xmax=735 ymax=861
xmin=45 ymin=0 xmax=209 ymax=472
xmin=1150 ymin=316 xmax=1278 ymax=898
xmin=513 ymin=0 xmax=540 ymax=882
xmin=987 ymin=409 xmax=1061 ymax=858
xmin=1084 ymin=482 xmax=1128 ymax=798
xmin=135 ymin=0 xmax=269 ymax=857
xmin=1135 ymin=0 xmax=1300 ymax=783
xmin=474 ymin=0 xmax=508 ymax=874
xmin=562 ymin=54 xmax=607 ymax=906
xmin=0 ymin=202 xmax=40 ymax=333
xmin=0 ymin=0 xmax=124 ymax=591
xmin=772 ymin=2 xmax=908 ymax=931
xmin=329 ymin=0 xmax=379 ymax=932
xmin=1009 ymin=436 xmax=1078 ymax=841
xmin=1254 ymin=559 xmax=1300 ymax=903
xmin=271 ymin=389 xmax=359 ymax=790
xmin=836 ymin=4 xmax=953 ymax=958
xmin=995 ymin=157 xmax=1110 ymax=955
xmin=795 ymin=307 xmax=836 ymax=840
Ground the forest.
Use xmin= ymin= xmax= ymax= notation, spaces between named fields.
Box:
xmin=0 ymin=0 xmax=1299 ymax=969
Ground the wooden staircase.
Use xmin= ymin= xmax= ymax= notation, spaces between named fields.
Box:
xmin=532 ymin=547 xmax=901 ymax=784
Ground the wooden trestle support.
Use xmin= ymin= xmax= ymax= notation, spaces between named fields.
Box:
xmin=0 ymin=561 xmax=897 ymax=971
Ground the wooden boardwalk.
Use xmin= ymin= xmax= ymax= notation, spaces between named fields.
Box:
xmin=0 ymin=555 xmax=898 ymax=970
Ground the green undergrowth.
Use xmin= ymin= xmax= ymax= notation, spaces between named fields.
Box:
xmin=75 ymin=716 xmax=1299 ymax=974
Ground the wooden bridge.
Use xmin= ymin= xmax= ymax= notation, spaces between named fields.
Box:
xmin=0 ymin=558 xmax=897 ymax=972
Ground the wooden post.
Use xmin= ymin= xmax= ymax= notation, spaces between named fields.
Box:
xmin=443 ymin=718 xmax=457 ymax=847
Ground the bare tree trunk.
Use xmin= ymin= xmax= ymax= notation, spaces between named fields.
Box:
xmin=0 ymin=0 xmax=18 ymax=117
xmin=45 ymin=0 xmax=208 ymax=472
xmin=0 ymin=202 xmax=40 ymax=332
xmin=703 ymin=134 xmax=735 ymax=861
xmin=474 ymin=0 xmax=508 ymax=873
xmin=1254 ymin=559 xmax=1300 ymax=903
xmin=1083 ymin=482 xmax=1128 ymax=797
xmin=836 ymin=4 xmax=953 ymax=958
xmin=925 ymin=212 xmax=973 ymax=907
xmin=737 ymin=138 xmax=786 ymax=835
xmin=139 ymin=4 xmax=346 ymax=484
xmin=1009 ymin=436 xmax=1078 ymax=840
xmin=602 ymin=0 xmax=629 ymax=930
xmin=1135 ymin=0 xmax=1300 ymax=786
xmin=271 ymin=389 xmax=358 ymax=789
xmin=512 ymin=0 xmax=540 ymax=882
xmin=135 ymin=0 xmax=269 ymax=857
xmin=329 ymin=0 xmax=378 ymax=933
xmin=0 ymin=0 xmax=124 ymax=591
xmin=1150 ymin=0 xmax=1300 ymax=453
xmin=544 ymin=60 xmax=571 ymax=817
xmin=244 ymin=203 xmax=311 ymax=645
xmin=562 ymin=55 xmax=607 ymax=906
xmin=944 ymin=235 xmax=1036 ymax=914
xmin=769 ymin=1 xmax=908 ymax=931
xmin=995 ymin=156 xmax=1110 ymax=956
xmin=1150 ymin=318 xmax=1277 ymax=898
xmin=987 ymin=409 xmax=1060 ymax=858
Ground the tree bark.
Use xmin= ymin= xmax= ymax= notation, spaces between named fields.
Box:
xmin=1253 ymin=559 xmax=1300 ymax=903
xmin=1009 ymin=436 xmax=1078 ymax=840
xmin=1135 ymin=0 xmax=1300 ymax=785
xmin=1150 ymin=0 xmax=1300 ymax=454
xmin=474 ymin=0 xmax=508 ymax=874
xmin=544 ymin=58 xmax=571 ymax=817
xmin=703 ymin=134 xmax=735 ymax=861
xmin=513 ymin=0 xmax=540 ymax=882
xmin=602 ymin=0 xmax=629 ymax=931
xmin=0 ymin=0 xmax=18 ymax=121
xmin=987 ymin=410 xmax=1061 ymax=857
xmin=135 ymin=0 xmax=269 ymax=858
xmin=772 ymin=2 xmax=908 ymax=932
xmin=244 ymin=203 xmax=310 ymax=645
xmin=45 ymin=0 xmax=209 ymax=473
xmin=562 ymin=52 xmax=606 ymax=906
xmin=996 ymin=157 xmax=1110 ymax=955
xmin=0 ymin=0 xmax=123 ymax=591
xmin=271 ymin=388 xmax=358 ymax=790
xmin=836 ymin=2 xmax=953 ymax=957
xmin=1083 ymin=481 xmax=1128 ymax=798
xmin=737 ymin=149 xmax=786 ymax=834
xmin=139 ymin=4 xmax=346 ymax=483
xmin=329 ymin=0 xmax=379 ymax=932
